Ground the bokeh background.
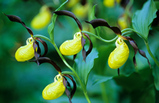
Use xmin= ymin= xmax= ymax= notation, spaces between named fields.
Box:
xmin=0 ymin=0 xmax=159 ymax=103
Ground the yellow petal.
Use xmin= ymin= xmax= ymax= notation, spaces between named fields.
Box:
xmin=59 ymin=32 xmax=82 ymax=55
xmin=31 ymin=5 xmax=51 ymax=29
xmin=15 ymin=38 xmax=34 ymax=62
xmin=42 ymin=74 xmax=65 ymax=100
xmin=108 ymin=37 xmax=129 ymax=69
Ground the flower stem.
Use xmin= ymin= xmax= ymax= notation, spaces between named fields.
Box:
xmin=82 ymin=31 xmax=118 ymax=43
xmin=145 ymin=41 xmax=159 ymax=67
xmin=51 ymin=41 xmax=91 ymax=103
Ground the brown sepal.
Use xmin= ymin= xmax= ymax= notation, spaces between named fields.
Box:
xmin=5 ymin=14 xmax=33 ymax=36
xmin=30 ymin=57 xmax=62 ymax=72
xmin=86 ymin=19 xmax=121 ymax=35
xmin=126 ymin=37 xmax=151 ymax=68
xmin=54 ymin=10 xmax=82 ymax=30
xmin=80 ymin=0 xmax=87 ymax=5
xmin=81 ymin=36 xmax=86 ymax=61
xmin=33 ymin=41 xmax=41 ymax=65
xmin=35 ymin=37 xmax=48 ymax=57
xmin=83 ymin=33 xmax=93 ymax=56
xmin=63 ymin=74 xmax=76 ymax=101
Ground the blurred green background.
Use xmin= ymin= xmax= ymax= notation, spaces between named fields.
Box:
xmin=0 ymin=0 xmax=159 ymax=103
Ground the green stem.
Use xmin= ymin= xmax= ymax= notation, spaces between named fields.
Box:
xmin=82 ymin=31 xmax=118 ymax=43
xmin=122 ymin=28 xmax=159 ymax=67
xmin=100 ymin=83 xmax=109 ymax=103
xmin=52 ymin=41 xmax=91 ymax=103
xmin=145 ymin=41 xmax=159 ymax=67
xmin=125 ymin=0 xmax=134 ymax=17
xmin=33 ymin=34 xmax=91 ymax=102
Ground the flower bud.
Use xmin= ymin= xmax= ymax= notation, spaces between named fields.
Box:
xmin=42 ymin=74 xmax=65 ymax=100
xmin=118 ymin=15 xmax=127 ymax=30
xmin=15 ymin=37 xmax=35 ymax=62
xmin=31 ymin=5 xmax=51 ymax=29
xmin=108 ymin=37 xmax=129 ymax=69
xmin=103 ymin=0 xmax=121 ymax=7
xmin=72 ymin=3 xmax=89 ymax=19
xmin=59 ymin=32 xmax=82 ymax=55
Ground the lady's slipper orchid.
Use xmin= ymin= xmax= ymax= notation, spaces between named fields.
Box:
xmin=72 ymin=3 xmax=89 ymax=19
xmin=54 ymin=10 xmax=93 ymax=60
xmin=60 ymin=32 xmax=82 ymax=56
xmin=31 ymin=5 xmax=51 ymax=29
xmin=42 ymin=74 xmax=65 ymax=100
xmin=108 ymin=36 xmax=129 ymax=69
xmin=5 ymin=14 xmax=48 ymax=63
xmin=86 ymin=18 xmax=151 ymax=71
xmin=15 ymin=37 xmax=35 ymax=62
xmin=103 ymin=0 xmax=121 ymax=8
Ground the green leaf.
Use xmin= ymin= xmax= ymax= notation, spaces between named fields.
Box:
xmin=155 ymin=1 xmax=159 ymax=9
xmin=47 ymin=0 xmax=68 ymax=42
xmin=92 ymin=75 xmax=113 ymax=85
xmin=74 ymin=48 xmax=98 ymax=86
xmin=132 ymin=0 xmax=157 ymax=41
xmin=153 ymin=47 xmax=159 ymax=90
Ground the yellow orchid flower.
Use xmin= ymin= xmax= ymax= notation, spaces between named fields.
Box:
xmin=118 ymin=15 xmax=128 ymax=30
xmin=72 ymin=3 xmax=89 ymax=19
xmin=42 ymin=74 xmax=65 ymax=100
xmin=31 ymin=5 xmax=51 ymax=29
xmin=67 ymin=0 xmax=79 ymax=8
xmin=59 ymin=32 xmax=83 ymax=55
xmin=15 ymin=37 xmax=35 ymax=62
xmin=108 ymin=36 xmax=129 ymax=69
xmin=103 ymin=0 xmax=121 ymax=7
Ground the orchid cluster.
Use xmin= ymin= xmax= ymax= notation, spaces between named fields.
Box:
xmin=5 ymin=0 xmax=158 ymax=103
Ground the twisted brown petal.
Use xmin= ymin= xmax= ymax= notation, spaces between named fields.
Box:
xmin=35 ymin=37 xmax=48 ymax=57
xmin=86 ymin=19 xmax=121 ymax=35
xmin=5 ymin=14 xmax=33 ymax=36
xmin=54 ymin=10 xmax=82 ymax=30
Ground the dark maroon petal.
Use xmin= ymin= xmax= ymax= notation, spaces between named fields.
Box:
xmin=54 ymin=10 xmax=82 ymax=30
xmin=82 ymin=47 xmax=86 ymax=61
xmin=63 ymin=74 xmax=76 ymax=100
xmin=126 ymin=37 xmax=151 ymax=67
xmin=118 ymin=68 xmax=120 ymax=76
xmin=63 ymin=77 xmax=72 ymax=103
xmin=30 ymin=57 xmax=62 ymax=72
xmin=5 ymin=14 xmax=33 ymax=36
xmin=86 ymin=19 xmax=121 ymax=35
xmin=73 ymin=54 xmax=77 ymax=61
xmin=83 ymin=33 xmax=93 ymax=56
xmin=80 ymin=0 xmax=87 ymax=5
xmin=139 ymin=50 xmax=151 ymax=68
xmin=33 ymin=41 xmax=41 ymax=65
xmin=81 ymin=36 xmax=86 ymax=61
xmin=35 ymin=37 xmax=48 ymax=57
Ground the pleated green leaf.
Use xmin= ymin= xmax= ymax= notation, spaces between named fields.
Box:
xmin=132 ymin=0 xmax=157 ymax=41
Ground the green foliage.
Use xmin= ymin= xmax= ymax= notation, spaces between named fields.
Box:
xmin=132 ymin=0 xmax=157 ymax=41
xmin=2 ymin=0 xmax=159 ymax=103
xmin=74 ymin=48 xmax=98 ymax=86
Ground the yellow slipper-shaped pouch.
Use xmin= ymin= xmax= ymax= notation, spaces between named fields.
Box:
xmin=42 ymin=74 xmax=65 ymax=100
xmin=60 ymin=32 xmax=83 ymax=56
xmin=108 ymin=37 xmax=129 ymax=69
xmin=15 ymin=37 xmax=35 ymax=62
